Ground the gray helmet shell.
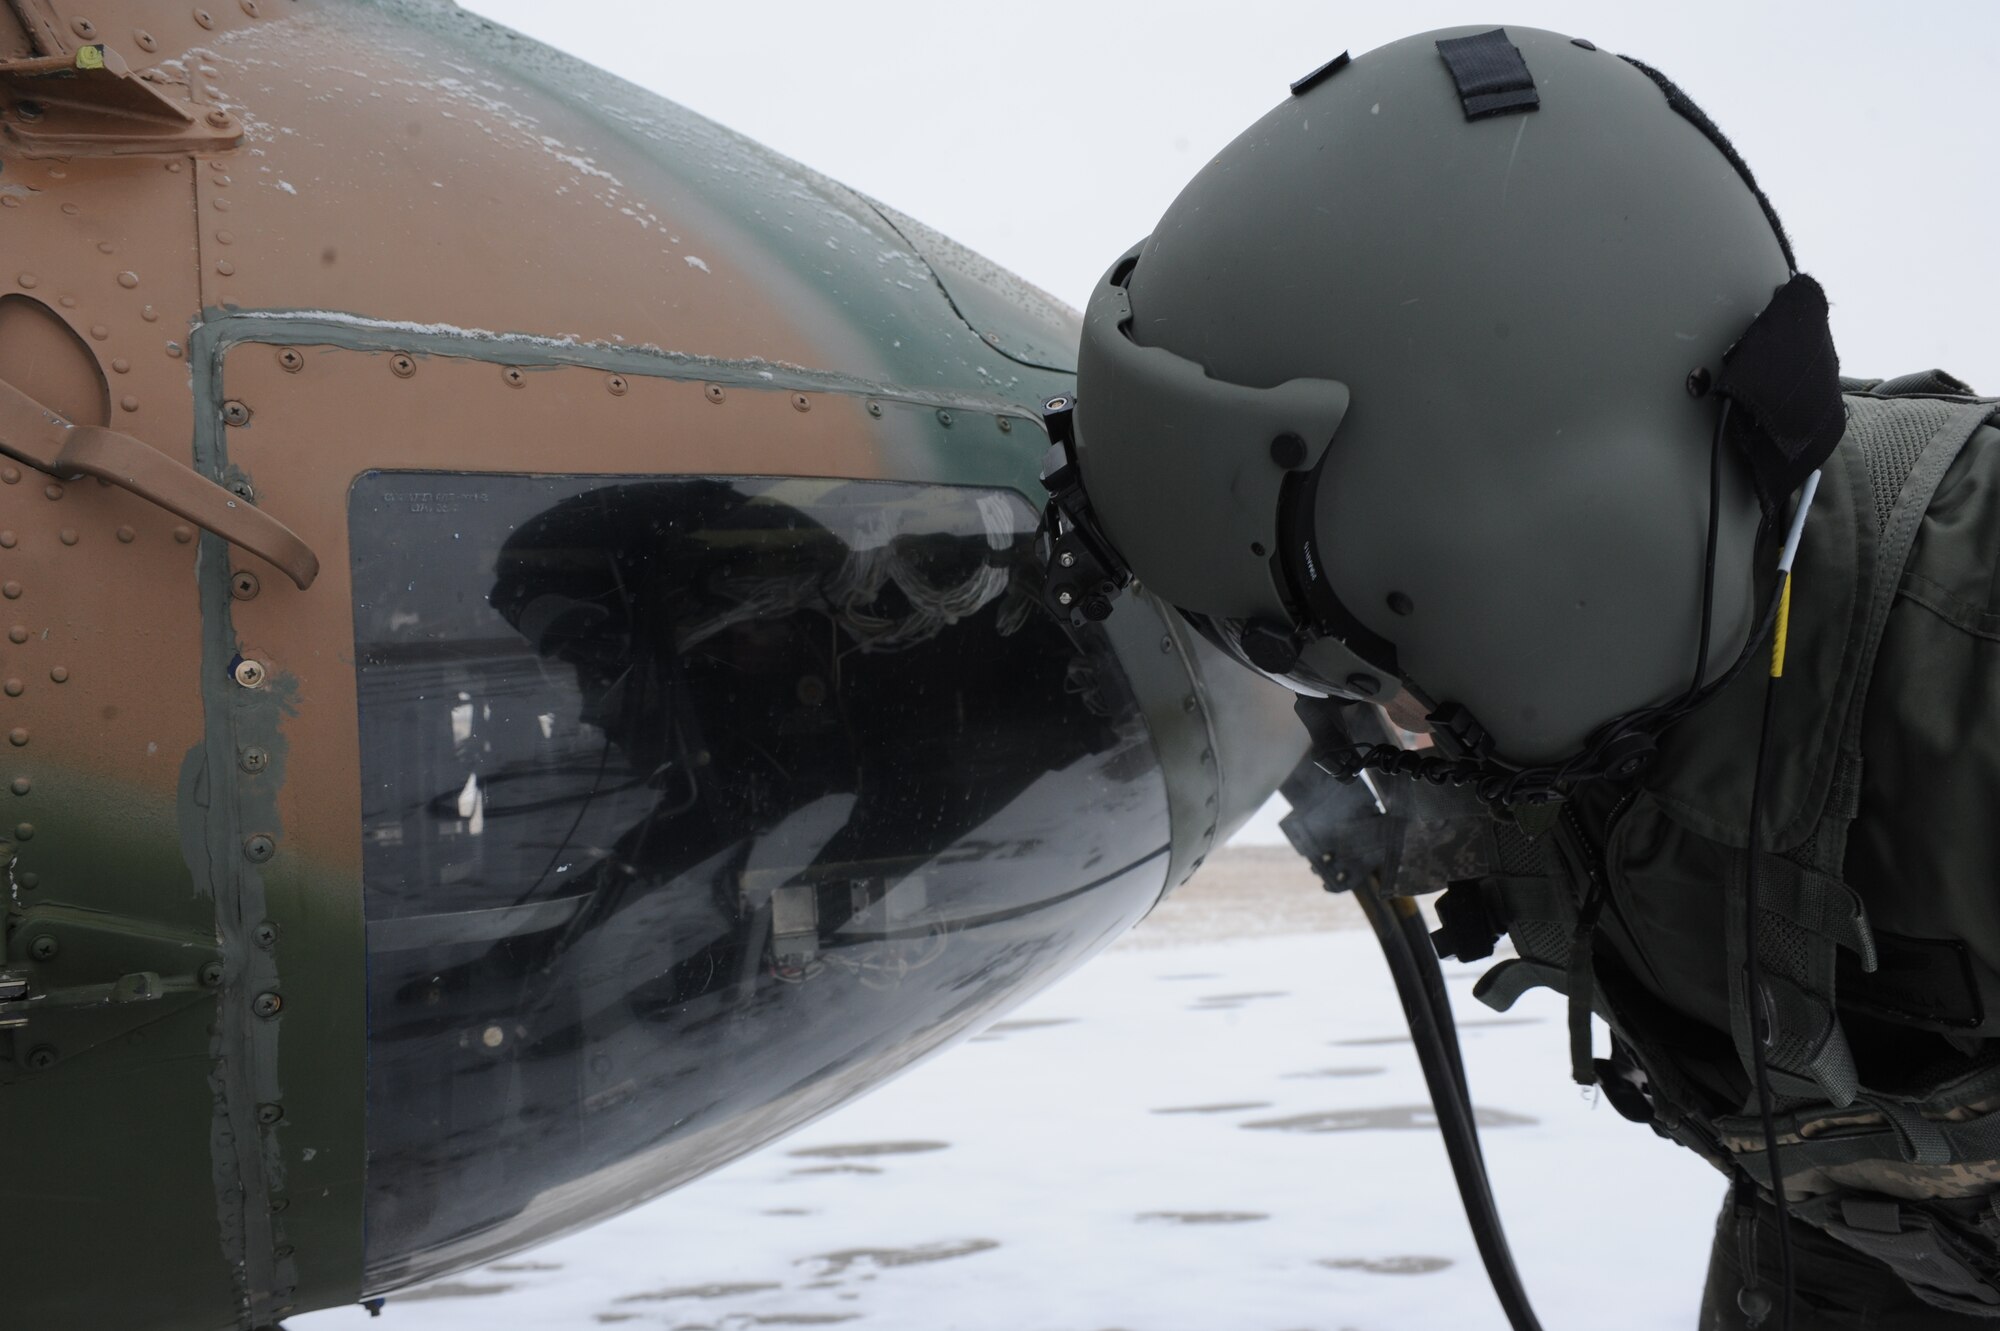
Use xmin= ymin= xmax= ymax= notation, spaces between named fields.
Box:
xmin=1077 ymin=26 xmax=1787 ymax=764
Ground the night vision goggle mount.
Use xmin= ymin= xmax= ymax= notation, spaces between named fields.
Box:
xmin=1036 ymin=395 xmax=1131 ymax=628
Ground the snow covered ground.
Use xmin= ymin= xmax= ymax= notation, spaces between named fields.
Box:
xmin=297 ymin=843 xmax=1723 ymax=1331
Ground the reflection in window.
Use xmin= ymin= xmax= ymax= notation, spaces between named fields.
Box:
xmin=349 ymin=474 xmax=1170 ymax=1288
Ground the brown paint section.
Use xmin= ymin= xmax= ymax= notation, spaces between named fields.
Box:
xmin=189 ymin=4 xmax=866 ymax=378
xmin=0 ymin=149 xmax=208 ymax=822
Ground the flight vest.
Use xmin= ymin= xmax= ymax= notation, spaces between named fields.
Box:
xmin=1421 ymin=379 xmax=2000 ymax=1314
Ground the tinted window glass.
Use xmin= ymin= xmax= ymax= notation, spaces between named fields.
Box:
xmin=350 ymin=474 xmax=1169 ymax=1288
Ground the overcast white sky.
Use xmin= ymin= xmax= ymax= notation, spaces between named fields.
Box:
xmin=456 ymin=1 xmax=1999 ymax=384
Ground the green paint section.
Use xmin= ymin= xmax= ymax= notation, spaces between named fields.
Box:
xmin=1 ymin=768 xmax=240 ymax=1331
xmin=348 ymin=0 xmax=1078 ymax=412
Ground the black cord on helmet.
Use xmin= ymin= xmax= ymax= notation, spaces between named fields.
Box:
xmin=1691 ymin=399 xmax=1731 ymax=700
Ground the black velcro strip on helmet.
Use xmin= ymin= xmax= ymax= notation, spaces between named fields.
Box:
xmin=1290 ymin=51 xmax=1350 ymax=97
xmin=1434 ymin=29 xmax=1539 ymax=120
xmin=1714 ymin=273 xmax=1846 ymax=515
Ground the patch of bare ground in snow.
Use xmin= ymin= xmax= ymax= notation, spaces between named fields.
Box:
xmin=1118 ymin=846 xmax=1363 ymax=948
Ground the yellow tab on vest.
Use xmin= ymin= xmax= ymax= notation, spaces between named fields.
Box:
xmin=1771 ymin=575 xmax=1793 ymax=678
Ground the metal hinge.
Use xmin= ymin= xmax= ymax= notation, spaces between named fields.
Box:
xmin=3 ymin=906 xmax=221 ymax=1074
xmin=0 ymin=41 xmax=242 ymax=158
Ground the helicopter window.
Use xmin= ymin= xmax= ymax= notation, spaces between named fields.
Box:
xmin=348 ymin=472 xmax=1170 ymax=1289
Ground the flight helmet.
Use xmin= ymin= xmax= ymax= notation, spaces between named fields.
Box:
xmin=1057 ymin=26 xmax=1843 ymax=785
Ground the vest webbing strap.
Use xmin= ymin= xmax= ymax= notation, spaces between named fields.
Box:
xmin=1722 ymin=399 xmax=1998 ymax=1108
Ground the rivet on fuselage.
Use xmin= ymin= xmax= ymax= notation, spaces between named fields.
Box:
xmin=10 ymin=777 xmax=28 ymax=796
xmin=48 ymin=667 xmax=66 ymax=683
xmin=57 ymin=530 xmax=76 ymax=546
xmin=8 ymin=626 xmax=26 ymax=644
xmin=7 ymin=729 xmax=26 ymax=747
xmin=115 ymin=527 xmax=134 ymax=544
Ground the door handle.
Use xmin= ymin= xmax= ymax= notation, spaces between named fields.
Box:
xmin=0 ymin=379 xmax=319 ymax=590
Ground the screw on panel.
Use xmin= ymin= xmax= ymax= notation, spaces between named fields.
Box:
xmin=24 ymin=1045 xmax=55 ymax=1071
xmin=239 ymin=747 xmax=269 ymax=774
xmin=233 ymin=659 xmax=267 ymax=689
xmin=389 ymin=353 xmax=415 ymax=378
xmin=242 ymin=833 xmax=275 ymax=863
xmin=221 ymin=401 xmax=251 ymax=427
xmin=28 ymin=934 xmax=57 ymax=961
xmin=936 ymin=410 xmax=954 ymax=428
xmin=134 ymin=29 xmax=158 ymax=51
xmin=231 ymin=571 xmax=260 ymax=601
xmin=228 ymin=480 xmax=255 ymax=503
xmin=204 ymin=109 xmax=231 ymax=129
xmin=256 ymin=1103 xmax=283 ymax=1125
xmin=277 ymin=348 xmax=303 ymax=373
xmin=1058 ymin=551 xmax=1075 ymax=568
xmin=866 ymin=400 xmax=883 ymax=417
xmin=704 ymin=383 xmax=726 ymax=404
xmin=605 ymin=374 xmax=628 ymax=396
xmin=791 ymin=393 xmax=811 ymax=413
xmin=241 ymin=0 xmax=260 ymax=15
xmin=1055 ymin=589 xmax=1074 ymax=607
xmin=251 ymin=991 xmax=282 ymax=1018
xmin=253 ymin=922 xmax=278 ymax=948
xmin=198 ymin=960 xmax=224 ymax=988
xmin=998 ymin=417 xmax=1013 ymax=433
xmin=70 ymin=17 xmax=96 ymax=37
xmin=502 ymin=367 xmax=526 ymax=388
